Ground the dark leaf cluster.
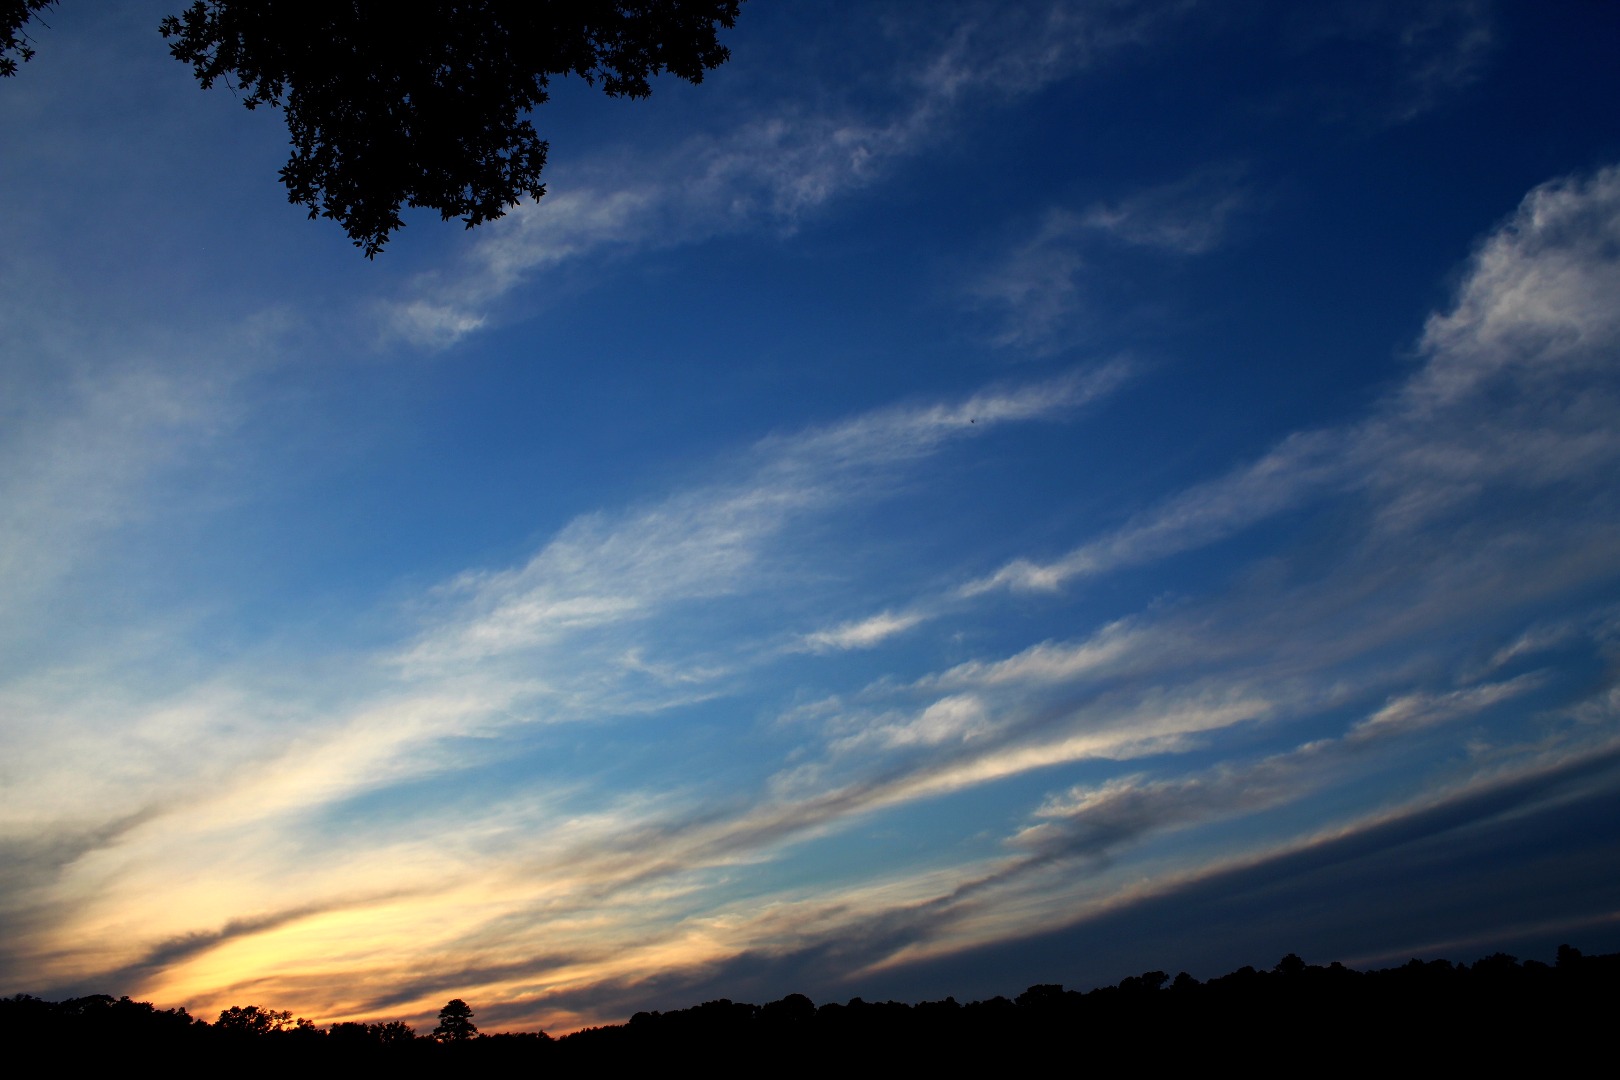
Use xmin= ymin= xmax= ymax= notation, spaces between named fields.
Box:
xmin=159 ymin=1 xmax=742 ymax=255
xmin=1 ymin=0 xmax=55 ymax=77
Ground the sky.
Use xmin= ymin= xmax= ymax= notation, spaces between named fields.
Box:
xmin=3 ymin=0 xmax=1620 ymax=1035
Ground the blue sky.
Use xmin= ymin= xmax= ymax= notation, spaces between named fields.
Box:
xmin=4 ymin=0 xmax=1620 ymax=1032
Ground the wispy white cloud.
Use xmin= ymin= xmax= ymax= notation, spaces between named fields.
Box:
xmin=967 ymin=210 xmax=1092 ymax=351
xmin=1349 ymin=675 xmax=1546 ymax=739
xmin=800 ymin=610 xmax=927 ymax=653
xmin=973 ymin=166 xmax=1620 ymax=594
xmin=970 ymin=166 xmax=1250 ymax=349
xmin=1077 ymin=165 xmax=1251 ymax=255
xmin=0 ymin=367 xmax=1132 ymax=1006
xmin=698 ymin=165 xmax=1620 ymax=980
xmin=924 ymin=621 xmax=1150 ymax=687
xmin=964 ymin=429 xmax=1348 ymax=593
xmin=872 ymin=732 xmax=1620 ymax=981
xmin=1010 ymin=672 xmax=1546 ymax=860
xmin=381 ymin=3 xmax=1192 ymax=347
xmin=400 ymin=366 xmax=1126 ymax=679
xmin=440 ymin=162 xmax=1620 ymax=964
xmin=1390 ymin=0 xmax=1495 ymax=121
xmin=1286 ymin=0 xmax=1496 ymax=124
xmin=10 ymin=156 xmax=1620 ymax=1035
xmin=1411 ymin=169 xmax=1620 ymax=399
xmin=0 ymin=343 xmax=258 ymax=645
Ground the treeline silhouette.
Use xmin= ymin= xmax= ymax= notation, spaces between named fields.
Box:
xmin=5 ymin=945 xmax=1614 ymax=1070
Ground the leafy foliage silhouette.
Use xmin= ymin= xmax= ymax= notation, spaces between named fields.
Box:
xmin=161 ymin=1 xmax=742 ymax=256
xmin=1 ymin=0 xmax=55 ymax=77
xmin=215 ymin=1004 xmax=311 ymax=1035
xmin=4 ymin=2 xmax=742 ymax=255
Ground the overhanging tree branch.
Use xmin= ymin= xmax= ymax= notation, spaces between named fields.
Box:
xmin=5 ymin=2 xmax=743 ymax=256
xmin=1 ymin=0 xmax=57 ymax=77
xmin=160 ymin=1 xmax=742 ymax=256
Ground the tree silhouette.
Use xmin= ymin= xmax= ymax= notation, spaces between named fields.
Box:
xmin=4 ymin=2 xmax=742 ymax=255
xmin=374 ymin=1019 xmax=416 ymax=1044
xmin=215 ymin=1004 xmax=310 ymax=1034
xmin=1275 ymin=953 xmax=1306 ymax=976
xmin=5 ymin=943 xmax=1620 ymax=1069
xmin=162 ymin=1 xmax=742 ymax=256
xmin=432 ymin=998 xmax=478 ymax=1042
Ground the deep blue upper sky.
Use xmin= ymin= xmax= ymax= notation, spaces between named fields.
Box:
xmin=3 ymin=0 xmax=1620 ymax=1031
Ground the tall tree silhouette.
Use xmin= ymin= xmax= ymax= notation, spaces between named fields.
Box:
xmin=431 ymin=999 xmax=478 ymax=1042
